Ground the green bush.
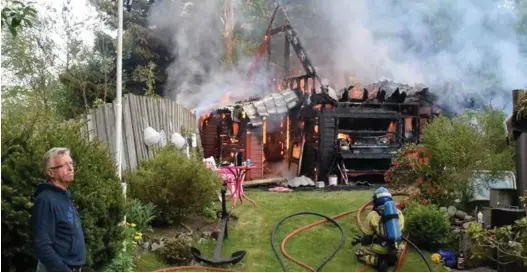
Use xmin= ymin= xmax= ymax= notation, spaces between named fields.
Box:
xmin=160 ymin=236 xmax=193 ymax=265
xmin=403 ymin=202 xmax=455 ymax=252
xmin=1 ymin=110 xmax=125 ymax=271
xmin=104 ymin=222 xmax=139 ymax=272
xmin=127 ymin=145 xmax=221 ymax=226
xmin=126 ymin=198 xmax=156 ymax=233
xmin=467 ymin=218 xmax=527 ymax=270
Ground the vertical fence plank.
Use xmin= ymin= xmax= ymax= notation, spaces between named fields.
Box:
xmin=123 ymin=95 xmax=138 ymax=170
xmin=160 ymin=99 xmax=167 ymax=134
xmin=168 ymin=100 xmax=174 ymax=133
xmin=129 ymin=94 xmax=144 ymax=166
xmin=178 ymin=104 xmax=183 ymax=133
xmin=154 ymin=98 xmax=161 ymax=132
xmin=118 ymin=96 xmax=129 ymax=171
xmin=173 ymin=104 xmax=179 ymax=133
xmin=86 ymin=111 xmax=96 ymax=141
xmin=104 ymin=103 xmax=116 ymax=159
xmin=141 ymin=96 xmax=153 ymax=159
xmin=137 ymin=95 xmax=148 ymax=160
xmin=95 ymin=106 xmax=107 ymax=149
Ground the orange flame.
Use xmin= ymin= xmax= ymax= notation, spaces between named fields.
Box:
xmin=351 ymin=87 xmax=363 ymax=99
xmin=200 ymin=112 xmax=212 ymax=129
xmin=387 ymin=122 xmax=396 ymax=133
xmin=233 ymin=122 xmax=239 ymax=136
xmin=338 ymin=133 xmax=350 ymax=140
xmin=405 ymin=117 xmax=413 ymax=133
xmin=387 ymin=122 xmax=396 ymax=141
xmin=220 ymin=92 xmax=231 ymax=105
xmin=286 ymin=116 xmax=290 ymax=150
xmin=263 ymin=118 xmax=267 ymax=144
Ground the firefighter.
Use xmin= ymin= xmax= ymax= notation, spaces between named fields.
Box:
xmin=352 ymin=187 xmax=405 ymax=272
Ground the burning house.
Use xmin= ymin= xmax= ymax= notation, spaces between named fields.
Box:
xmin=199 ymin=2 xmax=440 ymax=184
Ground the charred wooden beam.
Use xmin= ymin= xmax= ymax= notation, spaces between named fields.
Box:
xmin=267 ymin=24 xmax=292 ymax=36
xmin=284 ymin=36 xmax=290 ymax=80
xmin=273 ymin=3 xmax=321 ymax=85
xmin=337 ymin=129 xmax=396 ymax=134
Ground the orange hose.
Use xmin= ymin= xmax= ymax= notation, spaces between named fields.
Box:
xmin=279 ymin=209 xmax=359 ymax=271
xmin=279 ymin=193 xmax=409 ymax=272
xmin=155 ymin=193 xmax=410 ymax=272
xmin=394 ymin=239 xmax=409 ymax=272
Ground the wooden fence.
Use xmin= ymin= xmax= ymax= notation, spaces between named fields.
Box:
xmin=79 ymin=93 xmax=199 ymax=171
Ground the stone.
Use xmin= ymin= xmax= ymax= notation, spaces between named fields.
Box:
xmin=462 ymin=222 xmax=474 ymax=229
xmin=142 ymin=241 xmax=151 ymax=250
xmin=151 ymin=242 xmax=164 ymax=252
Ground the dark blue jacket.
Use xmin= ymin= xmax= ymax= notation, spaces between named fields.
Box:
xmin=32 ymin=181 xmax=86 ymax=271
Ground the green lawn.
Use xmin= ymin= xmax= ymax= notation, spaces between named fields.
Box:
xmin=136 ymin=189 xmax=439 ymax=272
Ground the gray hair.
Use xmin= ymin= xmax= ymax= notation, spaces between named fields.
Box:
xmin=42 ymin=147 xmax=71 ymax=172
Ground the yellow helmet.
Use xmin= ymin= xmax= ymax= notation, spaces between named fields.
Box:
xmin=431 ymin=253 xmax=441 ymax=264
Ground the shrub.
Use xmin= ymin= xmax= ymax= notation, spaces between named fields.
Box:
xmin=1 ymin=110 xmax=125 ymax=271
xmin=105 ymin=222 xmax=141 ymax=272
xmin=385 ymin=143 xmax=431 ymax=186
xmin=403 ymin=202 xmax=455 ymax=252
xmin=126 ymin=199 xmax=156 ymax=233
xmin=127 ymin=144 xmax=221 ymax=226
xmin=466 ymin=217 xmax=527 ymax=270
xmin=160 ymin=236 xmax=193 ymax=265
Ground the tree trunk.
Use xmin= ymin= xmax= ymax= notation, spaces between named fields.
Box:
xmin=223 ymin=0 xmax=234 ymax=69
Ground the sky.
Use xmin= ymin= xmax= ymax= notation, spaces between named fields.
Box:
xmin=1 ymin=0 xmax=103 ymax=86
xmin=38 ymin=0 xmax=100 ymax=44
xmin=4 ymin=0 xmax=524 ymax=116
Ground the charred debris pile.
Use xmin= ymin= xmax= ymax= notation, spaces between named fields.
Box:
xmin=199 ymin=81 xmax=439 ymax=184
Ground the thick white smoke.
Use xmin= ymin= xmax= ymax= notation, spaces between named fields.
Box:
xmin=279 ymin=0 xmax=527 ymax=112
xmin=149 ymin=0 xmax=526 ymax=114
xmin=147 ymin=0 xmax=270 ymax=114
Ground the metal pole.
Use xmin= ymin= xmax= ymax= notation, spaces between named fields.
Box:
xmin=116 ymin=0 xmax=125 ymax=197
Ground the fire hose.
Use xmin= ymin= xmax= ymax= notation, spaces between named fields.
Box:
xmin=155 ymin=193 xmax=433 ymax=272
xmin=272 ymin=193 xmax=432 ymax=272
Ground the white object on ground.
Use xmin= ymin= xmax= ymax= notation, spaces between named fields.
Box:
xmin=284 ymin=176 xmax=316 ymax=188
xmin=328 ymin=175 xmax=338 ymax=186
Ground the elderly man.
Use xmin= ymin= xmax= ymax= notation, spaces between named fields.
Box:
xmin=32 ymin=147 xmax=86 ymax=272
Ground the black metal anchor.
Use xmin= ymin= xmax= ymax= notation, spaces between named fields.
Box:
xmin=190 ymin=189 xmax=246 ymax=265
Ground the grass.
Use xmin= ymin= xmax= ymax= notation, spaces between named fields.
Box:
xmin=134 ymin=252 xmax=168 ymax=272
xmin=135 ymin=189 xmax=441 ymax=272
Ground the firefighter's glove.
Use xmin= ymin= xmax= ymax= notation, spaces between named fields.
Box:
xmin=351 ymin=235 xmax=362 ymax=246
xmin=352 ymin=235 xmax=373 ymax=246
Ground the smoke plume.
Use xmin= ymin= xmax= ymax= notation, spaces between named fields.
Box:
xmin=148 ymin=0 xmax=270 ymax=114
xmin=149 ymin=0 xmax=527 ymax=114
xmin=279 ymin=0 xmax=527 ymax=112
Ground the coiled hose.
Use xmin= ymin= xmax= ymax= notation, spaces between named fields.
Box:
xmin=271 ymin=192 xmax=431 ymax=272
xmin=155 ymin=192 xmax=432 ymax=272
xmin=271 ymin=212 xmax=347 ymax=272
